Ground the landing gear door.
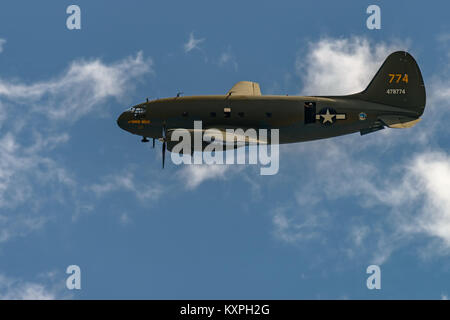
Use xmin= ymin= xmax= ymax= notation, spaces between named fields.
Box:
xmin=304 ymin=102 xmax=316 ymax=124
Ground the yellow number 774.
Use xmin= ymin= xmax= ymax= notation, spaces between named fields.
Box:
xmin=388 ymin=73 xmax=408 ymax=84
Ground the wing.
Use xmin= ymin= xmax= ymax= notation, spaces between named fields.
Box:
xmin=203 ymin=127 xmax=268 ymax=145
xmin=227 ymin=81 xmax=262 ymax=96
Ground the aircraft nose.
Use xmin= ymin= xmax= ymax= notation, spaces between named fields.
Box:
xmin=117 ymin=111 xmax=131 ymax=130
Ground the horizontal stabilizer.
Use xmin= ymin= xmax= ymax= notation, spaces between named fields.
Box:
xmin=379 ymin=115 xmax=421 ymax=128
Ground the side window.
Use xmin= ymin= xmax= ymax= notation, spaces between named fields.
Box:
xmin=304 ymin=102 xmax=316 ymax=124
xmin=224 ymin=107 xmax=231 ymax=118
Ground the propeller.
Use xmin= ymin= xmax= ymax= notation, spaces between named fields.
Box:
xmin=162 ymin=123 xmax=166 ymax=169
xmin=152 ymin=138 xmax=155 ymax=148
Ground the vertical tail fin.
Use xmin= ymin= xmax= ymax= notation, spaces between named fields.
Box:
xmin=355 ymin=51 xmax=426 ymax=116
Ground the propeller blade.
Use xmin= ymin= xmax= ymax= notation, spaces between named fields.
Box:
xmin=162 ymin=123 xmax=167 ymax=168
xmin=162 ymin=141 xmax=166 ymax=169
xmin=152 ymin=138 xmax=155 ymax=148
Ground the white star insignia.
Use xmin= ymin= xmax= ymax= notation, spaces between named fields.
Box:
xmin=320 ymin=109 xmax=335 ymax=124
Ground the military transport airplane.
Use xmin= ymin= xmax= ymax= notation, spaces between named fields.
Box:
xmin=117 ymin=51 xmax=426 ymax=168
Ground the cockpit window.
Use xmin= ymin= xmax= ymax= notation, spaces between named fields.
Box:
xmin=131 ymin=106 xmax=146 ymax=119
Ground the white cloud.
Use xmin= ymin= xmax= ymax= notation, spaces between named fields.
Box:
xmin=0 ymin=52 xmax=154 ymax=243
xmin=270 ymin=36 xmax=450 ymax=264
xmin=0 ymin=51 xmax=153 ymax=121
xmin=0 ymin=39 xmax=6 ymax=53
xmin=0 ymin=273 xmax=66 ymax=300
xmin=178 ymin=164 xmax=231 ymax=189
xmin=417 ymin=73 xmax=450 ymax=142
xmin=296 ymin=37 xmax=406 ymax=96
xmin=0 ymin=131 xmax=74 ymax=242
xmin=0 ymin=215 xmax=49 ymax=244
xmin=184 ymin=32 xmax=205 ymax=53
xmin=361 ymin=151 xmax=450 ymax=262
xmin=350 ymin=225 xmax=370 ymax=247
xmin=218 ymin=46 xmax=238 ymax=71
xmin=0 ymin=132 xmax=74 ymax=210
xmin=272 ymin=206 xmax=329 ymax=243
xmin=276 ymin=143 xmax=450 ymax=263
xmin=386 ymin=152 xmax=450 ymax=247
xmin=89 ymin=170 xmax=164 ymax=201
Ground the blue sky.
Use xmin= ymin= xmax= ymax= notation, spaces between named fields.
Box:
xmin=0 ymin=0 xmax=450 ymax=299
